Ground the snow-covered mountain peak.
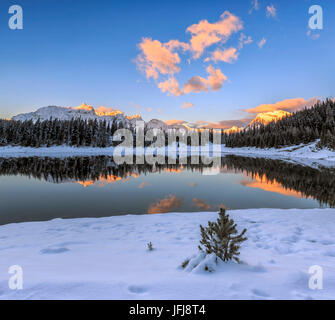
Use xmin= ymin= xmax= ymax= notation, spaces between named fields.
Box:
xmin=223 ymin=126 xmax=243 ymax=134
xmin=11 ymin=105 xmax=192 ymax=131
xmin=11 ymin=105 xmax=294 ymax=134
xmin=72 ymin=103 xmax=95 ymax=112
xmin=126 ymin=114 xmax=142 ymax=120
xmin=146 ymin=119 xmax=169 ymax=131
xmin=248 ymin=110 xmax=291 ymax=128
xmin=94 ymin=106 xmax=124 ymax=117
xmin=11 ymin=104 xmax=143 ymax=130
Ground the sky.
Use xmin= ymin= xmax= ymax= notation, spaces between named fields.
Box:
xmin=0 ymin=0 xmax=334 ymax=127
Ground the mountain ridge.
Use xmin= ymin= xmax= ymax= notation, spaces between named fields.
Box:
xmin=12 ymin=104 xmax=293 ymax=132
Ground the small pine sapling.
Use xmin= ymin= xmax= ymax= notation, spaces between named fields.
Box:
xmin=198 ymin=208 xmax=247 ymax=263
xmin=181 ymin=259 xmax=190 ymax=269
xmin=147 ymin=242 xmax=154 ymax=251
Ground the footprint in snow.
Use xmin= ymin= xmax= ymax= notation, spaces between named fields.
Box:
xmin=295 ymin=227 xmax=303 ymax=235
xmin=40 ymin=247 xmax=70 ymax=254
xmin=320 ymin=239 xmax=335 ymax=245
xmin=45 ymin=228 xmax=65 ymax=232
xmin=128 ymin=285 xmax=147 ymax=294
xmin=251 ymin=288 xmax=270 ymax=298
xmin=324 ymin=250 xmax=335 ymax=257
xmin=248 ymin=264 xmax=267 ymax=273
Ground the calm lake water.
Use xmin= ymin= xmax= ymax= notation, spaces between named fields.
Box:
xmin=0 ymin=155 xmax=334 ymax=225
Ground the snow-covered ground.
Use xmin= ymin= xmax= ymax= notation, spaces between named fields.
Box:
xmin=222 ymin=141 xmax=335 ymax=168
xmin=0 ymin=141 xmax=335 ymax=168
xmin=1 ymin=208 xmax=334 ymax=300
xmin=0 ymin=145 xmax=117 ymax=158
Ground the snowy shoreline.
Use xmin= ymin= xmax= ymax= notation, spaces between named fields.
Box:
xmin=222 ymin=141 xmax=335 ymax=168
xmin=1 ymin=208 xmax=334 ymax=300
xmin=0 ymin=141 xmax=335 ymax=168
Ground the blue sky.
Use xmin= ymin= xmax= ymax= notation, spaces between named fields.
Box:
xmin=0 ymin=0 xmax=334 ymax=126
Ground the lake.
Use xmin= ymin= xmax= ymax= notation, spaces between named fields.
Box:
xmin=0 ymin=155 xmax=334 ymax=225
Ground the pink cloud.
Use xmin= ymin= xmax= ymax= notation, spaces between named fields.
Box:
xmin=184 ymin=65 xmax=227 ymax=93
xmin=136 ymin=38 xmax=182 ymax=79
xmin=136 ymin=12 xmax=245 ymax=96
xmin=194 ymin=118 xmax=252 ymax=129
xmin=183 ymin=75 xmax=209 ymax=94
xmin=249 ymin=0 xmax=260 ymax=14
xmin=258 ymin=37 xmax=267 ymax=48
xmin=206 ymin=65 xmax=227 ymax=91
xmin=266 ymin=4 xmax=277 ymax=18
xmin=165 ymin=39 xmax=190 ymax=51
xmin=163 ymin=118 xmax=251 ymax=130
xmin=164 ymin=119 xmax=187 ymax=126
xmin=186 ymin=11 xmax=243 ymax=59
xmin=238 ymin=33 xmax=253 ymax=49
xmin=244 ymin=97 xmax=319 ymax=113
xmin=206 ymin=47 xmax=239 ymax=63
xmin=158 ymin=77 xmax=183 ymax=96
xmin=181 ymin=102 xmax=194 ymax=109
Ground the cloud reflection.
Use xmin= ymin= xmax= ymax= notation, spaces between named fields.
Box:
xmin=148 ymin=195 xmax=184 ymax=214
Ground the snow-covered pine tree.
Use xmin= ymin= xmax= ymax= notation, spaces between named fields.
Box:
xmin=198 ymin=208 xmax=247 ymax=263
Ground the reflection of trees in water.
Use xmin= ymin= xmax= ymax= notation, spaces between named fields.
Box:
xmin=0 ymin=157 xmax=213 ymax=184
xmin=223 ymin=156 xmax=335 ymax=208
xmin=0 ymin=156 xmax=334 ymax=207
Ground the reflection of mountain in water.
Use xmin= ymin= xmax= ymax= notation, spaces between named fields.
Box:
xmin=224 ymin=156 xmax=335 ymax=207
xmin=0 ymin=156 xmax=335 ymax=207
xmin=241 ymin=174 xmax=311 ymax=199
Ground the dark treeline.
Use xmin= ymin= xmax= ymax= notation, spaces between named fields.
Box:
xmin=1 ymin=155 xmax=335 ymax=207
xmin=225 ymin=99 xmax=335 ymax=149
xmin=0 ymin=118 xmax=119 ymax=147
xmin=2 ymin=99 xmax=335 ymax=150
xmin=0 ymin=118 xmax=223 ymax=148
